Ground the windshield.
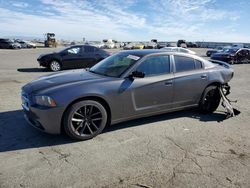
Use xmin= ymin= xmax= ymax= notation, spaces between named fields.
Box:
xmin=89 ymin=52 xmax=140 ymax=77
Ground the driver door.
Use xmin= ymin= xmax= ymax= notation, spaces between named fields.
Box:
xmin=129 ymin=55 xmax=174 ymax=114
xmin=61 ymin=47 xmax=82 ymax=69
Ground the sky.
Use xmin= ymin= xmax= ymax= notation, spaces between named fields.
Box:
xmin=0 ymin=0 xmax=250 ymax=42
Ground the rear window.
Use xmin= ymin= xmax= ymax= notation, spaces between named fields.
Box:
xmin=174 ymin=56 xmax=195 ymax=72
xmin=84 ymin=46 xmax=94 ymax=53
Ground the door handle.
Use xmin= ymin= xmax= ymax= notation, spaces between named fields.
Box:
xmin=165 ymin=80 xmax=173 ymax=86
xmin=201 ymin=74 xmax=207 ymax=79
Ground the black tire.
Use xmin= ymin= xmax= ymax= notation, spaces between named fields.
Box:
xmin=49 ymin=60 xmax=61 ymax=71
xmin=199 ymin=86 xmax=221 ymax=113
xmin=63 ymin=100 xmax=108 ymax=140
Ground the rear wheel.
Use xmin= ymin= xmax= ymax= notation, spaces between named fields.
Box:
xmin=63 ymin=100 xmax=108 ymax=140
xmin=199 ymin=86 xmax=221 ymax=113
xmin=50 ymin=60 xmax=61 ymax=71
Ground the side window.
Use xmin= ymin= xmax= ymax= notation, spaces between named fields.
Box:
xmin=174 ymin=55 xmax=195 ymax=72
xmin=136 ymin=55 xmax=170 ymax=76
xmin=84 ymin=46 xmax=94 ymax=53
xmin=93 ymin=47 xmax=99 ymax=52
xmin=68 ymin=47 xmax=80 ymax=54
xmin=194 ymin=59 xmax=203 ymax=69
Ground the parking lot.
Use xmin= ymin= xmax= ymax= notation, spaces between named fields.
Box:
xmin=0 ymin=48 xmax=250 ymax=187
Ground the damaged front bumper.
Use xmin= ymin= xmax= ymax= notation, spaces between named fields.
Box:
xmin=219 ymin=84 xmax=237 ymax=118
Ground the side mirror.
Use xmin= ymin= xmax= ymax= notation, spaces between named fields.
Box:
xmin=129 ymin=71 xmax=145 ymax=79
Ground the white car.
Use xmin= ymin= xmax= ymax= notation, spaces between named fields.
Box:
xmin=25 ymin=41 xmax=36 ymax=48
xmin=161 ymin=47 xmax=196 ymax=55
xmin=88 ymin=42 xmax=105 ymax=48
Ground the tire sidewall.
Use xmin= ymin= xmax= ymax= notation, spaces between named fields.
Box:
xmin=199 ymin=86 xmax=221 ymax=113
xmin=64 ymin=100 xmax=108 ymax=140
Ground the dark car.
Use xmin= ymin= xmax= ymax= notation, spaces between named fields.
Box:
xmin=0 ymin=38 xmax=20 ymax=49
xmin=177 ymin=40 xmax=187 ymax=48
xmin=206 ymin=46 xmax=229 ymax=57
xmin=37 ymin=45 xmax=110 ymax=71
xmin=186 ymin=42 xmax=198 ymax=48
xmin=211 ymin=48 xmax=250 ymax=64
xmin=22 ymin=49 xmax=234 ymax=140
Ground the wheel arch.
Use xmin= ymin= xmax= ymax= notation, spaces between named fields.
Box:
xmin=50 ymin=58 xmax=62 ymax=65
xmin=60 ymin=96 xmax=111 ymax=133
xmin=206 ymin=81 xmax=222 ymax=88
xmin=199 ymin=81 xmax=222 ymax=104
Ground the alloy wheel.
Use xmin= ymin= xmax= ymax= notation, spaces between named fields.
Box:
xmin=50 ymin=61 xmax=61 ymax=71
xmin=71 ymin=104 xmax=103 ymax=136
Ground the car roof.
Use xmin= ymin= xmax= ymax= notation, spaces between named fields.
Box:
xmin=119 ymin=49 xmax=197 ymax=57
xmin=119 ymin=49 xmax=164 ymax=56
xmin=119 ymin=49 xmax=216 ymax=69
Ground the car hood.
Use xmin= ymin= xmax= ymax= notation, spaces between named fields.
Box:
xmin=39 ymin=52 xmax=56 ymax=57
xmin=207 ymin=49 xmax=218 ymax=52
xmin=212 ymin=52 xmax=231 ymax=57
xmin=22 ymin=69 xmax=108 ymax=94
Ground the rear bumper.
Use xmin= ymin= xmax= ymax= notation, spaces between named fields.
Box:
xmin=22 ymin=105 xmax=64 ymax=134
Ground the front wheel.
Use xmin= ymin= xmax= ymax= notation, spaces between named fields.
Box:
xmin=199 ymin=86 xmax=221 ymax=113
xmin=63 ymin=100 xmax=108 ymax=140
xmin=50 ymin=60 xmax=61 ymax=72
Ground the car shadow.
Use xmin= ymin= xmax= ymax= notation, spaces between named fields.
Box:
xmin=0 ymin=108 xmax=236 ymax=153
xmin=17 ymin=68 xmax=50 ymax=73
xmin=104 ymin=109 xmax=230 ymax=133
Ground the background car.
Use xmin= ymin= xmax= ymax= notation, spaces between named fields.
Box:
xmin=133 ymin=43 xmax=145 ymax=49
xmin=86 ymin=41 xmax=105 ymax=49
xmin=25 ymin=40 xmax=36 ymax=48
xmin=123 ymin=42 xmax=135 ymax=50
xmin=206 ymin=46 xmax=230 ymax=57
xmin=0 ymin=38 xmax=21 ymax=49
xmin=177 ymin=40 xmax=187 ymax=48
xmin=161 ymin=47 xmax=196 ymax=54
xmin=22 ymin=50 xmax=234 ymax=140
xmin=186 ymin=42 xmax=198 ymax=48
xmin=144 ymin=41 xmax=157 ymax=49
xmin=15 ymin=39 xmax=37 ymax=48
xmin=156 ymin=42 xmax=168 ymax=49
xmin=37 ymin=45 xmax=110 ymax=71
xmin=211 ymin=48 xmax=250 ymax=64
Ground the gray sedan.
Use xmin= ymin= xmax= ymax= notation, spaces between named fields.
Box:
xmin=21 ymin=50 xmax=234 ymax=140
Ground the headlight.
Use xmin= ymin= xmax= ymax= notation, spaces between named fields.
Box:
xmin=34 ymin=96 xmax=57 ymax=107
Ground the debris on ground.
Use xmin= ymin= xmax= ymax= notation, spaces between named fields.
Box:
xmin=219 ymin=85 xmax=240 ymax=118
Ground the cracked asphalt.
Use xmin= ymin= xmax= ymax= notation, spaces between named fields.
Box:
xmin=0 ymin=48 xmax=250 ymax=188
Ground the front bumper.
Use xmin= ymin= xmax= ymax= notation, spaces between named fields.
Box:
xmin=37 ymin=59 xmax=48 ymax=67
xmin=21 ymin=93 xmax=64 ymax=134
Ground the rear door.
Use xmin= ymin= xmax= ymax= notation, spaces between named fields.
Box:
xmin=172 ymin=55 xmax=208 ymax=108
xmin=81 ymin=46 xmax=99 ymax=68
